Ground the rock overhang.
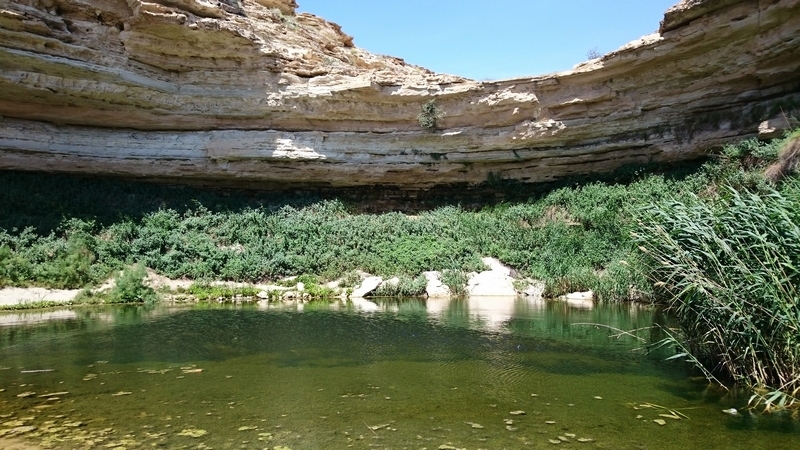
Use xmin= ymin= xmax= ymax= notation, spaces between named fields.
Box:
xmin=0 ymin=0 xmax=798 ymax=189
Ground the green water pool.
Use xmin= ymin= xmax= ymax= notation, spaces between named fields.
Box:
xmin=0 ymin=298 xmax=797 ymax=449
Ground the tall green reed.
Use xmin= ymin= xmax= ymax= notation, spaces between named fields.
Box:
xmin=635 ymin=178 xmax=800 ymax=399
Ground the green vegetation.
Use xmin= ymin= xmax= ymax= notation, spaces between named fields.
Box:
xmin=0 ymin=299 xmax=83 ymax=311
xmin=634 ymin=136 xmax=800 ymax=406
xmin=440 ymin=269 xmax=470 ymax=297
xmin=339 ymin=270 xmax=362 ymax=289
xmin=372 ymin=274 xmax=428 ymax=297
xmin=273 ymin=273 xmax=321 ymax=288
xmin=0 ymin=220 xmax=100 ymax=289
xmin=637 ymin=183 xmax=800 ymax=407
xmin=184 ymin=274 xmax=339 ymax=303
xmin=0 ymin=134 xmax=794 ymax=302
xmin=418 ymin=99 xmax=444 ymax=131
xmin=185 ymin=283 xmax=260 ymax=302
xmin=108 ymin=264 xmax=158 ymax=304
xmin=0 ymin=130 xmax=798 ymax=405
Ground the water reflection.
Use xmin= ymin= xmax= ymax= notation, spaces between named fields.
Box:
xmin=0 ymin=309 xmax=80 ymax=326
xmin=0 ymin=299 xmax=797 ymax=450
xmin=0 ymin=297 xmax=659 ymax=353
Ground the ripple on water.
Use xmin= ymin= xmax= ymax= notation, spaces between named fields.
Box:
xmin=0 ymin=302 xmax=798 ymax=450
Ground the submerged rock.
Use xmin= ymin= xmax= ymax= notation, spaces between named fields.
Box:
xmin=722 ymin=408 xmax=740 ymax=417
xmin=177 ymin=428 xmax=207 ymax=437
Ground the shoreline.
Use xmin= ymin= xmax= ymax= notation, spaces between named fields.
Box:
xmin=0 ymin=257 xmax=571 ymax=312
xmin=0 ymin=287 xmax=82 ymax=308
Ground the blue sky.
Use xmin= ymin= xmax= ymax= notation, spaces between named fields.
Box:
xmin=297 ymin=0 xmax=677 ymax=80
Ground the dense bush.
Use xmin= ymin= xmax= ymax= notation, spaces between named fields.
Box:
xmin=0 ymin=132 xmax=795 ymax=307
xmin=185 ymin=283 xmax=260 ymax=302
xmin=0 ymin=169 xmax=710 ymax=297
xmin=108 ymin=264 xmax=157 ymax=304
xmin=440 ymin=269 xmax=470 ymax=297
xmin=635 ymin=134 xmax=800 ymax=403
xmin=372 ymin=274 xmax=428 ymax=297
xmin=635 ymin=180 xmax=800 ymax=399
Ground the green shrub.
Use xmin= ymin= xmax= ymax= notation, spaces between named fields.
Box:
xmin=540 ymin=266 xmax=596 ymax=299
xmin=440 ymin=269 xmax=469 ymax=297
xmin=372 ymin=274 xmax=428 ymax=297
xmin=418 ymin=99 xmax=444 ymax=131
xmin=274 ymin=274 xmax=320 ymax=288
xmin=0 ymin=245 xmax=29 ymax=287
xmin=304 ymin=283 xmax=338 ymax=301
xmin=108 ymin=264 xmax=158 ymax=304
xmin=339 ymin=270 xmax=363 ymax=288
xmin=45 ymin=238 xmax=97 ymax=289
xmin=269 ymin=274 xmax=338 ymax=301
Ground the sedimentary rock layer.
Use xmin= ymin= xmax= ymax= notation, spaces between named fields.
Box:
xmin=0 ymin=0 xmax=799 ymax=188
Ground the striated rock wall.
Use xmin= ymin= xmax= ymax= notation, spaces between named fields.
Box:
xmin=0 ymin=0 xmax=799 ymax=189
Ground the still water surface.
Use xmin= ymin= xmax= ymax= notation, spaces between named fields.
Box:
xmin=0 ymin=298 xmax=797 ymax=449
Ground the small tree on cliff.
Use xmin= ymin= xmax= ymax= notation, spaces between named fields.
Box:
xmin=418 ymin=99 xmax=444 ymax=131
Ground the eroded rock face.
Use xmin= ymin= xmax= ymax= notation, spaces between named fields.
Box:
xmin=0 ymin=0 xmax=798 ymax=189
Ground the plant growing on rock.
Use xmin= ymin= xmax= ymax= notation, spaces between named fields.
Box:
xmin=418 ymin=99 xmax=444 ymax=131
xmin=186 ymin=283 xmax=259 ymax=302
xmin=440 ymin=269 xmax=469 ymax=297
xmin=373 ymin=275 xmax=428 ymax=297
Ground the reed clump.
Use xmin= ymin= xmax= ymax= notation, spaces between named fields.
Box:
xmin=635 ymin=178 xmax=800 ymax=403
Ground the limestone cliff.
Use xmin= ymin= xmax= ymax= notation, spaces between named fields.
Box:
xmin=0 ymin=0 xmax=798 ymax=188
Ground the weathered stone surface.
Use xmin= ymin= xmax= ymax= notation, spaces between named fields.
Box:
xmin=0 ymin=287 xmax=79 ymax=305
xmin=468 ymin=258 xmax=517 ymax=297
xmin=520 ymin=280 xmax=545 ymax=300
xmin=0 ymin=0 xmax=799 ymax=189
xmin=759 ymin=116 xmax=793 ymax=140
xmin=351 ymin=276 xmax=382 ymax=299
xmin=423 ymin=271 xmax=451 ymax=299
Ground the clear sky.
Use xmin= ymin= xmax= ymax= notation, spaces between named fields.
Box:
xmin=297 ymin=0 xmax=678 ymax=80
